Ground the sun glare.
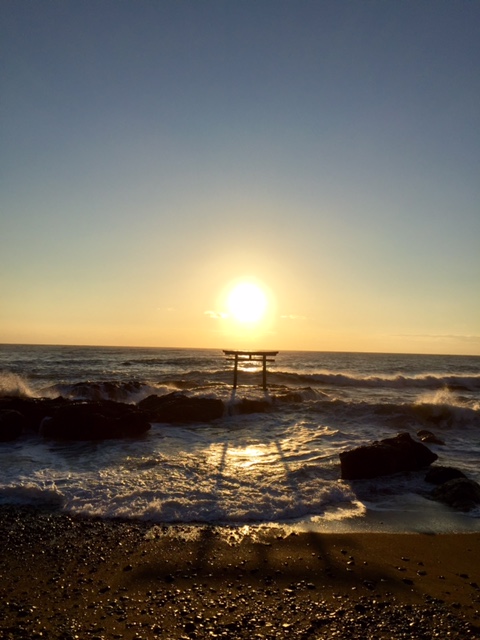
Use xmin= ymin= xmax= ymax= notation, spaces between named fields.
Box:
xmin=227 ymin=282 xmax=267 ymax=323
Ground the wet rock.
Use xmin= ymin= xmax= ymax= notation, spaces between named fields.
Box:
xmin=0 ymin=409 xmax=26 ymax=441
xmin=273 ymin=391 xmax=305 ymax=403
xmin=0 ymin=396 xmax=68 ymax=432
xmin=431 ymin=477 xmax=480 ymax=511
xmin=40 ymin=402 xmax=151 ymax=440
xmin=229 ymin=398 xmax=272 ymax=415
xmin=67 ymin=380 xmax=145 ymax=402
xmin=425 ymin=466 xmax=467 ymax=485
xmin=138 ymin=392 xmax=224 ymax=423
xmin=339 ymin=432 xmax=438 ymax=480
xmin=417 ymin=429 xmax=445 ymax=445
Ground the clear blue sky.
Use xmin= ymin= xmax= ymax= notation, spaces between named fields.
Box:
xmin=1 ymin=0 xmax=479 ymax=354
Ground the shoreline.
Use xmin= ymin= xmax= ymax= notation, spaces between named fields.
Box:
xmin=1 ymin=507 xmax=479 ymax=638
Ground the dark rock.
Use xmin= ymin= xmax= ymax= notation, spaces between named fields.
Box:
xmin=138 ymin=392 xmax=224 ymax=423
xmin=274 ymin=391 xmax=304 ymax=403
xmin=417 ymin=429 xmax=445 ymax=445
xmin=0 ymin=397 xmax=69 ymax=432
xmin=432 ymin=478 xmax=480 ymax=511
xmin=230 ymin=398 xmax=272 ymax=415
xmin=339 ymin=432 xmax=438 ymax=480
xmin=0 ymin=410 xmax=26 ymax=441
xmin=67 ymin=380 xmax=144 ymax=402
xmin=114 ymin=410 xmax=152 ymax=438
xmin=425 ymin=466 xmax=468 ymax=485
xmin=40 ymin=402 xmax=151 ymax=440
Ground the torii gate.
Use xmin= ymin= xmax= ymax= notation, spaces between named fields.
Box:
xmin=223 ymin=350 xmax=279 ymax=391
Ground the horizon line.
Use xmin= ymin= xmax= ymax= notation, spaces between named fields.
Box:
xmin=0 ymin=341 xmax=478 ymax=359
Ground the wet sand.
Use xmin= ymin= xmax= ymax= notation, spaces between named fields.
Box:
xmin=1 ymin=507 xmax=479 ymax=639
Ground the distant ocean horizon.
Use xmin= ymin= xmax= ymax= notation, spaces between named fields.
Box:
xmin=1 ymin=344 xmax=479 ymax=535
xmin=2 ymin=341 xmax=479 ymax=357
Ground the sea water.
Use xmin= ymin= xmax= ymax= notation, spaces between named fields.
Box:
xmin=0 ymin=344 xmax=479 ymax=534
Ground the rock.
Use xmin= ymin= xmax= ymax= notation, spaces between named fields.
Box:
xmin=0 ymin=410 xmax=26 ymax=441
xmin=432 ymin=478 xmax=480 ymax=511
xmin=339 ymin=432 xmax=438 ymax=480
xmin=114 ymin=410 xmax=152 ymax=438
xmin=40 ymin=402 xmax=151 ymax=440
xmin=67 ymin=380 xmax=144 ymax=402
xmin=138 ymin=392 xmax=224 ymax=423
xmin=0 ymin=396 xmax=150 ymax=440
xmin=0 ymin=396 xmax=69 ymax=433
xmin=425 ymin=466 xmax=467 ymax=485
xmin=417 ymin=430 xmax=445 ymax=445
xmin=274 ymin=391 xmax=305 ymax=403
xmin=229 ymin=398 xmax=272 ymax=415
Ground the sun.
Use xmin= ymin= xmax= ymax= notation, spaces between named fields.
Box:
xmin=227 ymin=281 xmax=268 ymax=323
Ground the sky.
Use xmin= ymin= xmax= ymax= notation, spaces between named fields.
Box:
xmin=1 ymin=0 xmax=479 ymax=355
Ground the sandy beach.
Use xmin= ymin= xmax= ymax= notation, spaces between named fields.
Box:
xmin=1 ymin=507 xmax=479 ymax=639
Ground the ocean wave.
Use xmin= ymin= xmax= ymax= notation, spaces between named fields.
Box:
xmin=411 ymin=402 xmax=480 ymax=430
xmin=308 ymin=394 xmax=480 ymax=431
xmin=0 ymin=483 xmax=64 ymax=508
xmin=272 ymin=370 xmax=480 ymax=391
xmin=42 ymin=380 xmax=171 ymax=403
xmin=122 ymin=357 xmax=217 ymax=368
xmin=62 ymin=478 xmax=363 ymax=525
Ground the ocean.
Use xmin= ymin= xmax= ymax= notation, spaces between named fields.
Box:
xmin=1 ymin=344 xmax=479 ymax=535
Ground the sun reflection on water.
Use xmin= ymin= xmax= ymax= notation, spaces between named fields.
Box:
xmin=206 ymin=441 xmax=279 ymax=470
xmin=228 ymin=444 xmax=268 ymax=467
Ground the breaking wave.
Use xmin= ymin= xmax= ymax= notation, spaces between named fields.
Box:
xmin=272 ymin=370 xmax=480 ymax=392
xmin=0 ymin=372 xmax=33 ymax=398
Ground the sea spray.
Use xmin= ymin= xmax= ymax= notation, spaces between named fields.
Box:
xmin=0 ymin=372 xmax=33 ymax=398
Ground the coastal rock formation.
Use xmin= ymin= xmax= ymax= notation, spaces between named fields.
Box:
xmin=425 ymin=466 xmax=468 ymax=485
xmin=0 ymin=397 xmax=69 ymax=433
xmin=40 ymin=402 xmax=151 ymax=440
xmin=432 ymin=478 xmax=480 ymax=512
xmin=417 ymin=429 xmax=445 ymax=445
xmin=138 ymin=392 xmax=224 ymax=424
xmin=0 ymin=392 xmax=226 ymax=439
xmin=425 ymin=465 xmax=480 ymax=512
xmin=229 ymin=398 xmax=272 ymax=415
xmin=63 ymin=380 xmax=145 ymax=402
xmin=0 ymin=409 xmax=27 ymax=441
xmin=339 ymin=432 xmax=438 ymax=480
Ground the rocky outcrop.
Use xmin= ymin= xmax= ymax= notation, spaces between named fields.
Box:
xmin=425 ymin=465 xmax=480 ymax=512
xmin=0 ymin=396 xmax=150 ymax=441
xmin=339 ymin=432 xmax=438 ymax=480
xmin=40 ymin=402 xmax=151 ymax=440
xmin=0 ymin=397 xmax=69 ymax=433
xmin=431 ymin=478 xmax=480 ymax=512
xmin=138 ymin=392 xmax=224 ymax=424
xmin=0 ymin=392 xmax=226 ymax=439
xmin=0 ymin=410 xmax=27 ymax=441
xmin=229 ymin=398 xmax=272 ymax=415
xmin=273 ymin=391 xmax=305 ymax=403
xmin=63 ymin=380 xmax=145 ymax=402
xmin=425 ymin=466 xmax=467 ymax=485
xmin=417 ymin=430 xmax=445 ymax=445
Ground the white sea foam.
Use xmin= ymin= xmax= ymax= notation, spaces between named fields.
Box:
xmin=0 ymin=482 xmax=64 ymax=507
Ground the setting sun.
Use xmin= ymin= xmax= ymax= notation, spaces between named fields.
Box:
xmin=227 ymin=282 xmax=267 ymax=323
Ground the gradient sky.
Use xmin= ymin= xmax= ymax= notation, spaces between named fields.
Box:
xmin=1 ymin=0 xmax=479 ymax=354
